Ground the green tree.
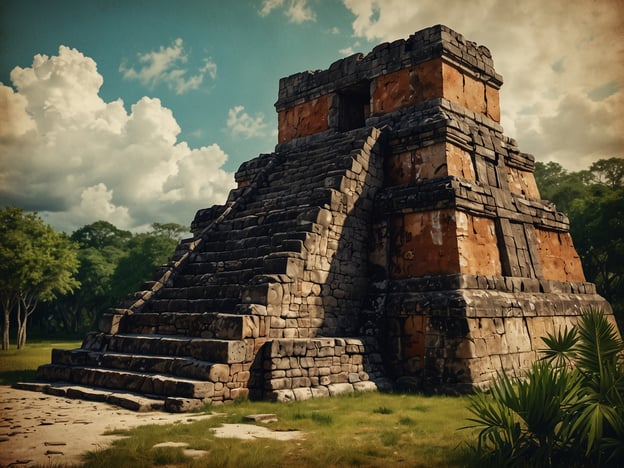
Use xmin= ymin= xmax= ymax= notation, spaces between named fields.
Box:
xmin=38 ymin=221 xmax=131 ymax=335
xmin=589 ymin=157 xmax=624 ymax=189
xmin=109 ymin=226 xmax=180 ymax=299
xmin=37 ymin=221 xmax=186 ymax=335
xmin=0 ymin=207 xmax=79 ymax=349
xmin=534 ymin=161 xmax=592 ymax=214
xmin=150 ymin=222 xmax=189 ymax=241
xmin=70 ymin=220 xmax=132 ymax=250
xmin=61 ymin=221 xmax=132 ymax=332
xmin=43 ymin=245 xmax=123 ymax=334
xmin=569 ymin=185 xmax=624 ymax=317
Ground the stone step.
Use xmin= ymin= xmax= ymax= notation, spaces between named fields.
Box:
xmin=101 ymin=333 xmax=248 ymax=363
xmin=50 ymin=348 xmax=228 ymax=381
xmin=267 ymin=165 xmax=344 ymax=187
xmin=170 ymin=267 xmax=261 ymax=286
xmin=36 ymin=364 xmax=215 ymax=399
xmin=15 ymin=381 xmax=169 ymax=412
xmin=184 ymin=244 xmax=273 ymax=263
xmin=120 ymin=312 xmax=261 ymax=340
xmin=203 ymin=219 xmax=301 ymax=242
xmin=144 ymin=297 xmax=241 ymax=314
xmin=183 ymin=254 xmax=267 ymax=273
xmin=155 ymin=284 xmax=242 ymax=300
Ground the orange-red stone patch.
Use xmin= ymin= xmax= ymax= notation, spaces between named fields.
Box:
xmin=456 ymin=212 xmax=501 ymax=276
xmin=372 ymin=59 xmax=442 ymax=115
xmin=371 ymin=58 xmax=500 ymax=121
xmin=534 ymin=229 xmax=585 ymax=282
xmin=390 ymin=209 xmax=460 ymax=278
xmin=390 ymin=210 xmax=502 ymax=278
xmin=385 ymin=143 xmax=475 ymax=185
xmin=485 ymin=85 xmax=500 ymax=122
xmin=506 ymin=167 xmax=540 ymax=199
xmin=277 ymin=94 xmax=331 ymax=143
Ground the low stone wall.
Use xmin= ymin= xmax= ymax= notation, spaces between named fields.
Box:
xmin=380 ymin=274 xmax=613 ymax=392
xmin=262 ymin=337 xmax=390 ymax=402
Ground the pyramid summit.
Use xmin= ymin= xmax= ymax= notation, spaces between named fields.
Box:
xmin=25 ymin=25 xmax=616 ymax=410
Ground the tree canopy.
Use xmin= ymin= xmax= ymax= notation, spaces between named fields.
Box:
xmin=37 ymin=221 xmax=185 ymax=337
xmin=0 ymin=207 xmax=80 ymax=349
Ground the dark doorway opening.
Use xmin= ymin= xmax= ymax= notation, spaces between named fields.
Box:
xmin=337 ymin=82 xmax=370 ymax=132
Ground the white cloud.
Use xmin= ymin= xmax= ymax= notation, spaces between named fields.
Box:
xmin=0 ymin=84 xmax=36 ymax=138
xmin=227 ymin=105 xmax=268 ymax=139
xmin=259 ymin=0 xmax=283 ymax=16
xmin=341 ymin=0 xmax=624 ymax=171
xmin=0 ymin=45 xmax=235 ymax=233
xmin=120 ymin=38 xmax=217 ymax=95
xmin=259 ymin=0 xmax=316 ymax=23
xmin=339 ymin=46 xmax=355 ymax=56
xmin=339 ymin=41 xmax=360 ymax=56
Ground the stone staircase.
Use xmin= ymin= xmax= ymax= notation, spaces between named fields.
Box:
xmin=35 ymin=315 xmax=251 ymax=411
xmin=24 ymin=127 xmax=388 ymax=411
xmin=23 ymin=24 xmax=609 ymax=408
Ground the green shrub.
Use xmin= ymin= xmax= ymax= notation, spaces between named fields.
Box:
xmin=465 ymin=308 xmax=624 ymax=467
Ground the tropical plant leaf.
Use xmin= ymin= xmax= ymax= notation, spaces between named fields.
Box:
xmin=464 ymin=308 xmax=624 ymax=466
xmin=575 ymin=308 xmax=623 ymax=377
xmin=541 ymin=325 xmax=579 ymax=368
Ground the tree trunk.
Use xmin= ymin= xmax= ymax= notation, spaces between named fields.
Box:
xmin=2 ymin=295 xmax=16 ymax=349
xmin=17 ymin=315 xmax=27 ymax=349
xmin=16 ymin=295 xmax=37 ymax=350
xmin=15 ymin=300 xmax=23 ymax=349
xmin=2 ymin=298 xmax=11 ymax=350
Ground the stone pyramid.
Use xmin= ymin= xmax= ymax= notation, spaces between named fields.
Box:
xmin=23 ymin=25 xmax=616 ymax=411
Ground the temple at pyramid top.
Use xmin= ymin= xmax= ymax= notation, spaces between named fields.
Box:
xmin=275 ymin=24 xmax=502 ymax=142
xmin=27 ymin=25 xmax=616 ymax=411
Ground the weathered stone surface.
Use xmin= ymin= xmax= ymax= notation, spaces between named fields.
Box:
xmin=277 ymin=95 xmax=331 ymax=143
xmin=27 ymin=24 xmax=617 ymax=410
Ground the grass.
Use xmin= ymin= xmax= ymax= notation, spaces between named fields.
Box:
xmin=1 ymin=340 xmax=481 ymax=467
xmin=0 ymin=338 xmax=81 ymax=385
xmin=82 ymin=393 xmax=479 ymax=468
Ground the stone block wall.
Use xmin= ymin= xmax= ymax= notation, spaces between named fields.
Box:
xmin=276 ymin=25 xmax=502 ymax=143
xmin=263 ymin=337 xmax=389 ymax=402
xmin=385 ymin=142 xmax=477 ymax=185
xmin=234 ymin=127 xmax=385 ymax=341
xmin=534 ymin=229 xmax=585 ymax=282
xmin=31 ymin=25 xmax=618 ymax=409
xmin=371 ymin=58 xmax=500 ymax=121
xmin=380 ymin=275 xmax=612 ymax=392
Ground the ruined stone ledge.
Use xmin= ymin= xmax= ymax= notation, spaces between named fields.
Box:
xmin=386 ymin=274 xmax=597 ymax=296
xmin=367 ymin=98 xmax=537 ymax=176
xmin=119 ymin=312 xmax=261 ymax=340
xmin=369 ymin=98 xmax=504 ymax=139
xmin=385 ymin=287 xmax=611 ymax=320
xmin=376 ymin=176 xmax=570 ymax=231
xmin=276 ymin=25 xmax=502 ymax=109
xmin=274 ymin=126 xmax=377 ymax=154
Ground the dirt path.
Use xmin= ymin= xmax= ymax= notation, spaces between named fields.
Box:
xmin=0 ymin=386 xmax=214 ymax=467
xmin=0 ymin=386 xmax=304 ymax=467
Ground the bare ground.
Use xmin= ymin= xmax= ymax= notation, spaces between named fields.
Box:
xmin=0 ymin=386 xmax=301 ymax=467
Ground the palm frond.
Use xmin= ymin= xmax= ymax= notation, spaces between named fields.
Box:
xmin=541 ymin=325 xmax=579 ymax=368
xmin=575 ymin=308 xmax=624 ymax=377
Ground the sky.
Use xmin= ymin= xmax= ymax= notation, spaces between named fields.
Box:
xmin=1 ymin=0 xmax=623 ymax=233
